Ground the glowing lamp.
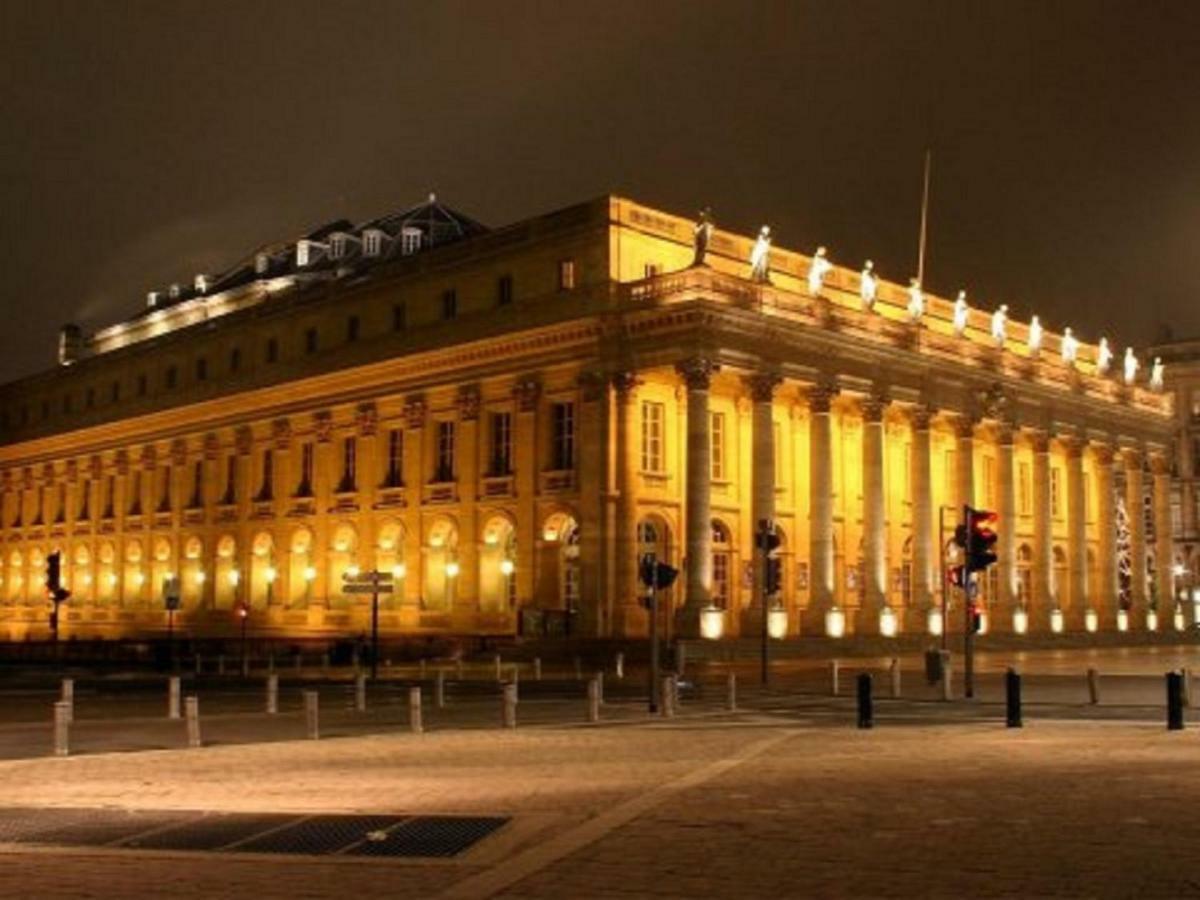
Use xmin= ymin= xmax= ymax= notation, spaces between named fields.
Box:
xmin=699 ymin=606 xmax=725 ymax=640
xmin=1173 ymin=563 xmax=1187 ymax=578
xmin=392 ymin=563 xmax=407 ymax=580
xmin=445 ymin=561 xmax=460 ymax=578
xmin=346 ymin=565 xmax=360 ymax=578
xmin=195 ymin=571 xmax=206 ymax=584
xmin=1146 ymin=609 xmax=1158 ymax=632
xmin=228 ymin=569 xmax=240 ymax=586
xmin=927 ymin=608 xmax=944 ymax=636
xmin=264 ymin=566 xmax=278 ymax=584
xmin=303 ymin=565 xmax=317 ymax=581
xmin=825 ymin=607 xmax=846 ymax=638
xmin=1174 ymin=608 xmax=1186 ymax=632
xmin=1084 ymin=609 xmax=1098 ymax=633
xmin=1013 ymin=608 xmax=1029 ymax=635
xmin=82 ymin=574 xmax=93 ymax=585
xmin=879 ymin=607 xmax=898 ymax=638
xmin=1049 ymin=608 xmax=1064 ymax=633
xmin=977 ymin=611 xmax=989 ymax=635
xmin=1116 ymin=609 xmax=1129 ymax=632
xmin=499 ymin=558 xmax=514 ymax=577
xmin=768 ymin=607 xmax=789 ymax=639
xmin=107 ymin=573 xmax=118 ymax=587
xmin=133 ymin=571 xmax=146 ymax=587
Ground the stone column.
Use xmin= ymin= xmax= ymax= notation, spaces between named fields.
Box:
xmin=1124 ymin=449 xmax=1147 ymax=614
xmin=743 ymin=371 xmax=781 ymax=635
xmin=1152 ymin=453 xmax=1175 ymax=613
xmin=858 ymin=388 xmax=888 ymax=633
xmin=805 ymin=379 xmax=838 ymax=632
xmin=1065 ymin=435 xmax=1088 ymax=627
xmin=996 ymin=422 xmax=1018 ymax=629
xmin=675 ymin=358 xmax=715 ymax=637
xmin=1031 ymin=432 xmax=1054 ymax=624
xmin=612 ymin=372 xmax=646 ymax=637
xmin=312 ymin=412 xmax=335 ymax=610
xmin=401 ymin=398 xmax=426 ymax=609
xmin=910 ymin=405 xmax=935 ymax=626
xmin=456 ymin=387 xmax=482 ymax=616
xmin=1093 ymin=444 xmax=1118 ymax=628
xmin=513 ymin=378 xmax=540 ymax=614
xmin=576 ymin=372 xmax=609 ymax=637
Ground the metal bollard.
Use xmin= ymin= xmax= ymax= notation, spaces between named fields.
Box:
xmin=856 ymin=673 xmax=874 ymax=729
xmin=304 ymin=690 xmax=320 ymax=739
xmin=217 ymin=654 xmax=225 ymax=676
xmin=1184 ymin=668 xmax=1193 ymax=707
xmin=660 ymin=676 xmax=675 ymax=718
xmin=1087 ymin=668 xmax=1100 ymax=705
xmin=60 ymin=679 xmax=74 ymax=724
xmin=53 ymin=701 xmax=70 ymax=757
xmin=1005 ymin=668 xmax=1022 ymax=728
xmin=533 ymin=657 xmax=542 ymax=681
xmin=941 ymin=656 xmax=954 ymax=701
xmin=595 ymin=671 xmax=604 ymax=705
xmin=830 ymin=660 xmax=840 ymax=696
xmin=355 ymin=673 xmax=367 ymax=712
xmin=185 ymin=696 xmax=201 ymax=748
xmin=510 ymin=664 xmax=520 ymax=687
xmin=435 ymin=669 xmax=446 ymax=708
xmin=502 ymin=682 xmax=518 ymax=729
xmin=1167 ymin=672 xmax=1185 ymax=731
xmin=494 ymin=654 xmax=502 ymax=682
xmin=587 ymin=677 xmax=601 ymax=723
xmin=726 ymin=672 xmax=737 ymax=711
xmin=267 ymin=674 xmax=279 ymax=715
xmin=168 ymin=676 xmax=181 ymax=720
xmin=574 ymin=656 xmax=583 ymax=680
xmin=409 ymin=687 xmax=423 ymax=734
xmin=615 ymin=651 xmax=625 ymax=680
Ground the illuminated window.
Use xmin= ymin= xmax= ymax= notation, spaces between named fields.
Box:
xmin=712 ymin=520 xmax=732 ymax=610
xmin=329 ymin=234 xmax=346 ymax=260
xmin=401 ymin=227 xmax=421 ymax=256
xmin=296 ymin=443 xmax=314 ymax=497
xmin=641 ymin=401 xmax=665 ymax=472
xmin=490 ymin=412 xmax=513 ymax=476
xmin=552 ymin=402 xmax=575 ymax=470
xmin=558 ymin=259 xmax=576 ymax=291
xmin=338 ymin=437 xmax=357 ymax=493
xmin=363 ymin=229 xmax=384 ymax=257
xmin=710 ymin=412 xmax=725 ymax=481
xmin=383 ymin=430 xmax=403 ymax=488
xmin=441 ymin=290 xmax=457 ymax=321
xmin=435 ymin=422 xmax=456 ymax=482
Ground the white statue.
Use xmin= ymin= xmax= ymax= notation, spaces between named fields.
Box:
xmin=1061 ymin=327 xmax=1078 ymax=366
xmin=807 ymin=246 xmax=832 ymax=297
xmin=860 ymin=260 xmax=877 ymax=310
xmin=990 ymin=305 xmax=1008 ymax=347
xmin=907 ymin=278 xmax=924 ymax=322
xmin=1150 ymin=357 xmax=1165 ymax=391
xmin=749 ymin=226 xmax=772 ymax=283
xmin=952 ymin=290 xmax=969 ymax=336
xmin=1123 ymin=347 xmax=1139 ymax=385
xmin=1028 ymin=315 xmax=1043 ymax=355
xmin=1097 ymin=337 xmax=1113 ymax=374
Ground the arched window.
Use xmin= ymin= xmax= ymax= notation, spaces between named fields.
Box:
xmin=1016 ymin=544 xmax=1033 ymax=605
xmin=711 ymin=520 xmax=732 ymax=610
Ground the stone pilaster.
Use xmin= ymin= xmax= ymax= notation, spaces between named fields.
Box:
xmin=742 ymin=370 xmax=782 ymax=635
xmin=909 ymin=404 xmax=935 ymax=627
xmin=805 ymin=377 xmax=839 ymax=633
xmin=675 ymin=357 xmax=716 ymax=637
xmin=1124 ymin=449 xmax=1147 ymax=614
xmin=995 ymin=421 xmax=1018 ymax=629
xmin=1031 ymin=432 xmax=1054 ymax=624
xmin=611 ymin=372 xmax=646 ymax=637
xmin=1064 ymin=435 xmax=1088 ymax=628
xmin=1093 ymin=444 xmax=1118 ymax=628
xmin=858 ymin=387 xmax=888 ymax=633
xmin=1152 ymin=453 xmax=1175 ymax=613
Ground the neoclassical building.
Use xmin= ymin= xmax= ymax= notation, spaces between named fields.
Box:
xmin=0 ymin=195 xmax=1179 ymax=642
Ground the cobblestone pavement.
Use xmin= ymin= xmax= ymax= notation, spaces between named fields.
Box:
xmin=3 ymin=711 xmax=1200 ymax=898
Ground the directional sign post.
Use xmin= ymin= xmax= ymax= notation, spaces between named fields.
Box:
xmin=343 ymin=570 xmax=394 ymax=679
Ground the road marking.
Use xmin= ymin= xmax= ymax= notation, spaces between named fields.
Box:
xmin=436 ymin=730 xmax=794 ymax=900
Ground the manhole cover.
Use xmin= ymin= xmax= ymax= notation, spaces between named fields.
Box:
xmin=345 ymin=816 xmax=508 ymax=857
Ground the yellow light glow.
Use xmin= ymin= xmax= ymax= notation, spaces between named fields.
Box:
xmin=1146 ymin=609 xmax=1158 ymax=632
xmin=392 ymin=563 xmax=407 ymax=580
xmin=107 ymin=573 xmax=118 ymax=587
xmin=264 ymin=566 xmax=278 ymax=584
xmin=927 ymin=608 xmax=943 ymax=636
xmin=825 ymin=607 xmax=846 ymax=639
xmin=1174 ymin=609 xmax=1186 ymax=632
xmin=445 ymin=561 xmax=460 ymax=578
xmin=700 ymin=606 xmax=725 ymax=640
xmin=195 ymin=571 xmax=206 ymax=584
xmin=133 ymin=571 xmax=146 ymax=587
xmin=1050 ymin=608 xmax=1064 ymax=633
xmin=879 ymin=607 xmax=898 ymax=638
xmin=1116 ymin=609 xmax=1129 ymax=632
xmin=346 ymin=565 xmax=360 ymax=578
xmin=1013 ymin=608 xmax=1028 ymax=634
xmin=499 ymin=558 xmax=514 ymax=577
xmin=228 ymin=569 xmax=240 ymax=586
xmin=303 ymin=565 xmax=317 ymax=581
xmin=1084 ymin=609 xmax=1098 ymax=633
xmin=768 ymin=607 xmax=789 ymax=639
xmin=977 ymin=611 xmax=989 ymax=635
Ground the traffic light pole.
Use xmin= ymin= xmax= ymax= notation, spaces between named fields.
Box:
xmin=370 ymin=583 xmax=380 ymax=681
xmin=647 ymin=580 xmax=660 ymax=713
xmin=963 ymin=505 xmax=975 ymax=699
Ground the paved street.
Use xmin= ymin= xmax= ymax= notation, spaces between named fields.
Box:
xmin=1 ymin=645 xmax=1199 ymax=898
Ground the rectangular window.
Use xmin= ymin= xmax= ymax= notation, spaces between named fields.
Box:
xmin=552 ymin=402 xmax=576 ymax=470
xmin=436 ymin=421 xmax=456 ymax=482
xmin=441 ymin=289 xmax=457 ymax=321
xmin=266 ymin=338 xmax=279 ymax=363
xmin=383 ymin=429 xmax=403 ymax=487
xmin=103 ymin=475 xmax=114 ymax=518
xmin=490 ymin=412 xmax=513 ymax=476
xmin=338 ymin=437 xmax=357 ymax=492
xmin=558 ymin=259 xmax=576 ymax=291
xmin=195 ymin=358 xmax=207 ymax=381
xmin=257 ymin=450 xmax=274 ymax=501
xmin=129 ymin=471 xmax=142 ymax=515
xmin=710 ymin=412 xmax=725 ymax=480
xmin=190 ymin=461 xmax=203 ymax=508
xmin=78 ymin=479 xmax=90 ymax=520
xmin=222 ymin=456 xmax=236 ymax=505
xmin=1018 ymin=461 xmax=1031 ymax=515
xmin=158 ymin=465 xmax=172 ymax=512
xmin=641 ymin=401 xmax=665 ymax=473
xmin=346 ymin=315 xmax=360 ymax=342
xmin=392 ymin=302 xmax=407 ymax=332
xmin=497 ymin=275 xmax=513 ymax=306
xmin=1050 ymin=467 xmax=1062 ymax=518
xmin=230 ymin=347 xmax=241 ymax=372
xmin=296 ymin=442 xmax=315 ymax=496
xmin=305 ymin=328 xmax=318 ymax=354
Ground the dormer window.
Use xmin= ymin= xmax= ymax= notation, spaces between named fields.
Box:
xmin=255 ymin=253 xmax=270 ymax=275
xmin=363 ymin=229 xmax=384 ymax=258
xmin=194 ymin=274 xmax=209 ymax=294
xmin=329 ymin=234 xmax=346 ymax=260
xmin=296 ymin=240 xmax=313 ymax=267
xmin=401 ymin=226 xmax=422 ymax=256
xmin=146 ymin=291 xmax=160 ymax=308
xmin=168 ymin=283 xmax=182 ymax=300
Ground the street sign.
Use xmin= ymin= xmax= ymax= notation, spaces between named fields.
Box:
xmin=343 ymin=583 xmax=394 ymax=595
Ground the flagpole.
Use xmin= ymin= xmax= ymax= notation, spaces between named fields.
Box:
xmin=917 ymin=149 xmax=931 ymax=285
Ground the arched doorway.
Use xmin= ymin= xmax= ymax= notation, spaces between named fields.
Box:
xmin=250 ymin=532 xmax=276 ymax=610
xmin=288 ymin=527 xmax=315 ymax=608
xmin=711 ymin=519 xmax=733 ymax=610
xmin=423 ymin=518 xmax=459 ymax=611
xmin=480 ymin=515 xmax=517 ymax=612
xmin=214 ymin=535 xmax=237 ymax=609
xmin=329 ymin=523 xmax=359 ymax=610
xmin=1052 ymin=546 xmax=1068 ymax=609
xmin=97 ymin=542 xmax=116 ymax=603
xmin=541 ymin=511 xmax=579 ymax=613
xmin=122 ymin=541 xmax=143 ymax=606
xmin=182 ymin=536 xmax=204 ymax=608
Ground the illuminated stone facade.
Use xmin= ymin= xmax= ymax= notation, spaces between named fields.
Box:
xmin=0 ymin=196 xmax=1178 ymax=642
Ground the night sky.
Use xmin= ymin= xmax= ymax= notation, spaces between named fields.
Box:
xmin=2 ymin=0 xmax=1198 ymax=385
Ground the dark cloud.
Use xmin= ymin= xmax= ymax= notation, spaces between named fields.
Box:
xmin=2 ymin=0 xmax=1198 ymax=383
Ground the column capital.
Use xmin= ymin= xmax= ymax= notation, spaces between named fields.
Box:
xmin=1091 ymin=442 xmax=1116 ymax=466
xmin=954 ymin=415 xmax=979 ymax=440
xmin=744 ymin=370 xmax=783 ymax=403
xmin=861 ymin=386 xmax=890 ymax=423
xmin=170 ymin=437 xmax=188 ymax=467
xmin=1059 ymin=433 xmax=1085 ymax=459
xmin=355 ymin=402 xmax=379 ymax=436
xmin=1150 ymin=453 xmax=1172 ymax=476
xmin=457 ymin=386 xmax=481 ymax=421
xmin=577 ymin=370 xmax=607 ymax=402
xmin=996 ymin=419 xmax=1018 ymax=446
xmin=140 ymin=443 xmax=158 ymax=470
xmin=805 ymin=375 xmax=840 ymax=414
xmin=1122 ymin=446 xmax=1143 ymax=471
xmin=272 ymin=418 xmax=292 ymax=450
xmin=675 ymin=356 xmax=718 ymax=391
xmin=402 ymin=396 xmax=426 ymax=430
xmin=202 ymin=433 xmax=220 ymax=460
xmin=611 ymin=371 xmax=641 ymax=398
xmin=314 ymin=410 xmax=335 ymax=442
xmin=910 ymin=402 xmax=936 ymax=431
xmin=1029 ymin=430 xmax=1051 ymax=454
xmin=89 ymin=454 xmax=103 ymax=479
xmin=114 ymin=453 xmax=129 ymax=477
xmin=513 ymin=377 xmax=542 ymax=413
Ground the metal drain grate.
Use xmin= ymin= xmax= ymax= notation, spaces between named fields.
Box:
xmin=123 ymin=813 xmax=298 ymax=851
xmin=0 ymin=807 xmax=188 ymax=846
xmin=346 ymin=815 xmax=508 ymax=858
xmin=229 ymin=814 xmax=407 ymax=855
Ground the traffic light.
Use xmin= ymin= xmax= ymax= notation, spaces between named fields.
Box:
xmin=757 ymin=519 xmax=783 ymax=596
xmin=45 ymin=551 xmax=71 ymax=604
xmin=967 ymin=602 xmax=983 ymax=633
xmin=947 ymin=565 xmax=965 ymax=588
xmin=766 ymin=557 xmax=783 ymax=594
xmin=965 ymin=506 xmax=999 ymax=573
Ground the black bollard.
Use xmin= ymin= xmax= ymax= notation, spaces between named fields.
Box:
xmin=1167 ymin=671 xmax=1185 ymax=731
xmin=856 ymin=673 xmax=873 ymax=730
xmin=1005 ymin=668 xmax=1022 ymax=728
